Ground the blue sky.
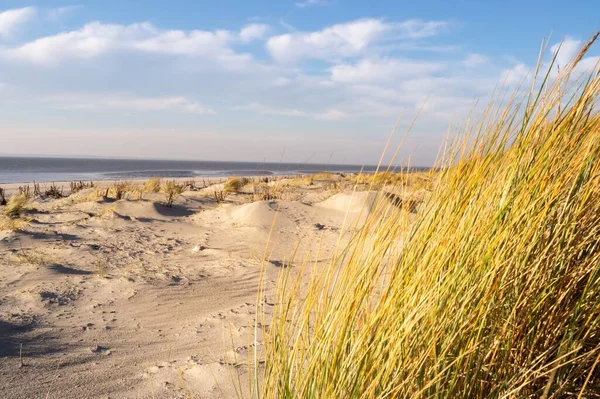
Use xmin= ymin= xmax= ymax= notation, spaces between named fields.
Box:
xmin=0 ymin=0 xmax=598 ymax=165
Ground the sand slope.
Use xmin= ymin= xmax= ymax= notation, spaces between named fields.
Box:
xmin=0 ymin=186 xmax=379 ymax=398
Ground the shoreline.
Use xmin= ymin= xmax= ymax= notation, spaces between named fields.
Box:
xmin=0 ymin=156 xmax=430 ymax=187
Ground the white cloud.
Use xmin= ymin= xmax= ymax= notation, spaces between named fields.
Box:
xmin=573 ymin=55 xmax=600 ymax=75
xmin=0 ymin=7 xmax=36 ymax=38
xmin=544 ymin=38 xmax=598 ymax=77
xmin=239 ymin=23 xmax=269 ymax=41
xmin=295 ymin=0 xmax=330 ymax=8
xmin=463 ymin=53 xmax=489 ymax=67
xmin=43 ymin=93 xmax=216 ymax=114
xmin=500 ymin=62 xmax=530 ymax=86
xmin=2 ymin=21 xmax=253 ymax=69
xmin=6 ymin=22 xmax=156 ymax=64
xmin=132 ymin=28 xmax=233 ymax=55
xmin=237 ymin=102 xmax=349 ymax=120
xmin=551 ymin=37 xmax=581 ymax=69
xmin=498 ymin=37 xmax=597 ymax=89
xmin=266 ymin=18 xmax=449 ymax=63
xmin=330 ymin=58 xmax=445 ymax=83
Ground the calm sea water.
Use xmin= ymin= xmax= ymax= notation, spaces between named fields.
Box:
xmin=0 ymin=156 xmax=397 ymax=184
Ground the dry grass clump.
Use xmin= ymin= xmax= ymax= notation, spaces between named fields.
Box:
xmin=44 ymin=182 xmax=64 ymax=198
xmin=213 ymin=189 xmax=226 ymax=203
xmin=183 ymin=179 xmax=197 ymax=190
xmin=95 ymin=257 xmax=109 ymax=277
xmin=97 ymin=205 xmax=118 ymax=219
xmin=98 ymin=181 xmax=133 ymax=200
xmin=0 ymin=193 xmax=28 ymax=230
xmin=9 ymin=250 xmax=50 ymax=265
xmin=162 ymin=180 xmax=185 ymax=207
xmin=143 ymin=177 xmax=162 ymax=193
xmin=0 ymin=215 xmax=28 ymax=231
xmin=69 ymin=180 xmax=94 ymax=194
xmin=277 ymin=175 xmax=314 ymax=188
xmin=253 ymin=38 xmax=600 ymax=398
xmin=224 ymin=177 xmax=250 ymax=193
xmin=354 ymin=170 xmax=434 ymax=191
xmin=3 ymin=193 xmax=28 ymax=217
xmin=251 ymin=183 xmax=282 ymax=201
xmin=322 ymin=180 xmax=341 ymax=192
xmin=67 ymin=188 xmax=106 ymax=205
xmin=311 ymin=172 xmax=336 ymax=180
xmin=18 ymin=184 xmax=33 ymax=199
xmin=112 ymin=181 xmax=131 ymax=200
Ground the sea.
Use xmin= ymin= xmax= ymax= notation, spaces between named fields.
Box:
xmin=0 ymin=156 xmax=399 ymax=184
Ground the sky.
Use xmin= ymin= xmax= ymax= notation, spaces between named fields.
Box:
xmin=0 ymin=0 xmax=598 ymax=166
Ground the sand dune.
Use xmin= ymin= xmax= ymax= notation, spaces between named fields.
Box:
xmin=0 ymin=179 xmax=391 ymax=398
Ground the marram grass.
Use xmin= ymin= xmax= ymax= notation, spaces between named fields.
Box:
xmin=251 ymin=37 xmax=600 ymax=398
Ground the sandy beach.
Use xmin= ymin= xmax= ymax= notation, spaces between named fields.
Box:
xmin=0 ymin=175 xmax=386 ymax=398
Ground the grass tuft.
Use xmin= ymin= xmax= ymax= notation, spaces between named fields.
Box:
xmin=4 ymin=194 xmax=28 ymax=218
xmin=162 ymin=180 xmax=185 ymax=207
xmin=251 ymin=183 xmax=281 ymax=201
xmin=224 ymin=177 xmax=250 ymax=193
xmin=0 ymin=215 xmax=28 ymax=231
xmin=144 ymin=177 xmax=162 ymax=193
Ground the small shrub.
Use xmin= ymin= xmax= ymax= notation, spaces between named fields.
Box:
xmin=0 ymin=187 xmax=6 ymax=206
xmin=69 ymin=181 xmax=94 ymax=194
xmin=224 ymin=177 xmax=249 ymax=193
xmin=213 ymin=189 xmax=225 ymax=203
xmin=33 ymin=182 xmax=41 ymax=197
xmin=183 ymin=180 xmax=197 ymax=190
xmin=252 ymin=183 xmax=281 ymax=201
xmin=45 ymin=183 xmax=63 ymax=198
xmin=113 ymin=181 xmax=130 ymax=200
xmin=143 ymin=177 xmax=162 ymax=193
xmin=18 ymin=185 xmax=31 ymax=199
xmin=4 ymin=193 xmax=28 ymax=217
xmin=162 ymin=180 xmax=185 ymax=207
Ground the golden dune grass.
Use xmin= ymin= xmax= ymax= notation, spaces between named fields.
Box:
xmin=224 ymin=177 xmax=250 ymax=193
xmin=251 ymin=37 xmax=600 ymax=398
xmin=3 ymin=193 xmax=28 ymax=217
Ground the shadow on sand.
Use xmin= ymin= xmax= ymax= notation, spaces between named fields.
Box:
xmin=48 ymin=264 xmax=93 ymax=275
